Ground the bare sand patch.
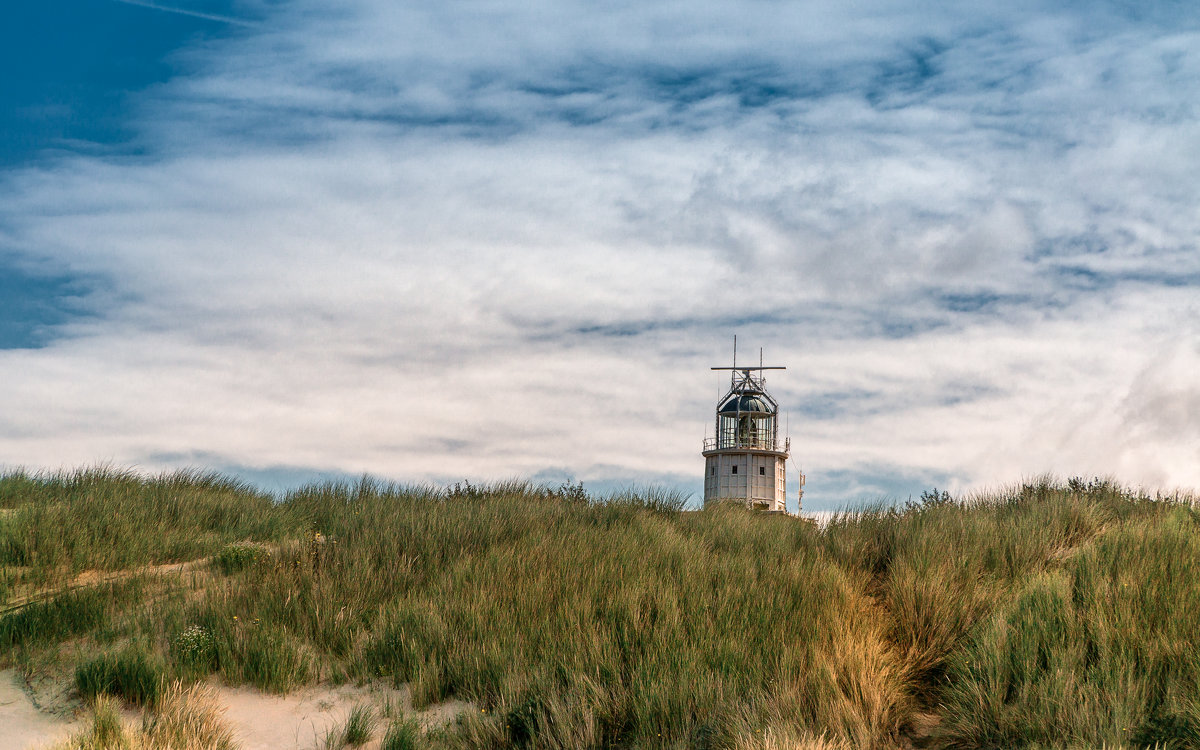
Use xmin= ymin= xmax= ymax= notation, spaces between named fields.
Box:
xmin=0 ymin=669 xmax=83 ymax=750
xmin=2 ymin=671 xmax=473 ymax=750
xmin=215 ymin=681 xmax=473 ymax=750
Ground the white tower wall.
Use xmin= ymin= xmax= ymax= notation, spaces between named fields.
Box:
xmin=703 ymin=451 xmax=787 ymax=510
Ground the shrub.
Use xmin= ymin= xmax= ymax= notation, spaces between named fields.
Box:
xmin=171 ymin=624 xmax=217 ymax=674
xmin=213 ymin=541 xmax=268 ymax=574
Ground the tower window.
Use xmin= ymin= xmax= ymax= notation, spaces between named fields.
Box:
xmin=710 ymin=467 xmax=715 ymax=476
xmin=731 ymin=465 xmax=737 ymax=475
xmin=759 ymin=466 xmax=765 ymax=475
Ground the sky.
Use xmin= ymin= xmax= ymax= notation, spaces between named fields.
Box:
xmin=1 ymin=1 xmax=1198 ymax=510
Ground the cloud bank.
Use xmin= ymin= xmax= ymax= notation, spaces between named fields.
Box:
xmin=1 ymin=0 xmax=1198 ymax=508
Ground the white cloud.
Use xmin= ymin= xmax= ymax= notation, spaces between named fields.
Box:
xmin=2 ymin=1 xmax=1199 ymax=508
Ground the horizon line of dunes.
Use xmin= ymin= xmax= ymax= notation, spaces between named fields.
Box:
xmin=2 ymin=468 xmax=1199 ymax=749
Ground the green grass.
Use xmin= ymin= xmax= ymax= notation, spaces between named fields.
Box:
xmin=938 ymin=505 xmax=1200 ymax=748
xmin=0 ymin=467 xmax=295 ymax=588
xmin=224 ymin=620 xmax=314 ymax=693
xmin=341 ymin=704 xmax=378 ymax=747
xmin=382 ymin=718 xmax=423 ymax=750
xmin=75 ymin=642 xmax=165 ymax=706
xmin=1 ymin=585 xmax=113 ymax=650
xmin=2 ymin=468 xmax=1198 ymax=748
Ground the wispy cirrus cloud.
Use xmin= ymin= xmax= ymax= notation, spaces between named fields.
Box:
xmin=1 ymin=1 xmax=1198 ymax=508
xmin=108 ymin=0 xmax=259 ymax=27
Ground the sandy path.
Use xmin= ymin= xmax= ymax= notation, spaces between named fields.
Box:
xmin=2 ymin=670 xmax=472 ymax=750
xmin=2 ymin=558 xmax=211 ymax=618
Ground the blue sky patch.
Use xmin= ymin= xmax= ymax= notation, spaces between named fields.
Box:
xmin=795 ymin=389 xmax=882 ymax=420
xmin=147 ymin=452 xmax=371 ymax=496
xmin=0 ymin=256 xmax=100 ymax=349
xmin=937 ymin=291 xmax=1032 ymax=313
xmin=804 ymin=465 xmax=958 ymax=512
xmin=0 ymin=0 xmax=251 ymax=167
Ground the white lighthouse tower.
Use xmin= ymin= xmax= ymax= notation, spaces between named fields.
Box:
xmin=702 ymin=347 xmax=798 ymax=512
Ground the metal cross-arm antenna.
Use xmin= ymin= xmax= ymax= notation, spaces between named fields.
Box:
xmin=715 ymin=338 xmax=784 ymax=390
xmin=712 ymin=364 xmax=785 ymax=393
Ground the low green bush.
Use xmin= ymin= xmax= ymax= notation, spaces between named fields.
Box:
xmin=171 ymin=624 xmax=218 ymax=674
xmin=214 ymin=541 xmax=269 ymax=574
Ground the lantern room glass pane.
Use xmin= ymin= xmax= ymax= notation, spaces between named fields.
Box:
xmin=716 ymin=414 xmax=777 ymax=450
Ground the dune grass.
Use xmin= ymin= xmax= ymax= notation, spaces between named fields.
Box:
xmin=53 ymin=681 xmax=236 ymax=750
xmin=382 ymin=718 xmax=424 ymax=750
xmin=2 ymin=468 xmax=1197 ymax=748
xmin=326 ymin=703 xmax=378 ymax=748
xmin=938 ymin=503 xmax=1200 ymax=748
xmin=75 ymin=641 xmax=165 ymax=707
xmin=0 ymin=467 xmax=293 ymax=592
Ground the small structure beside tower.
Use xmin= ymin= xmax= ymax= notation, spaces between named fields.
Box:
xmin=702 ymin=346 xmax=803 ymax=512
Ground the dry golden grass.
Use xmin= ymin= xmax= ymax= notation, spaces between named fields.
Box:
xmin=50 ymin=681 xmax=235 ymax=750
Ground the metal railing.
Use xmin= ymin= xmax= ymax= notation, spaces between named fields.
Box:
xmin=703 ymin=436 xmax=789 ymax=452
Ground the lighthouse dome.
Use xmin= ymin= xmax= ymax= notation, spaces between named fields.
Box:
xmin=718 ymin=393 xmax=774 ymax=416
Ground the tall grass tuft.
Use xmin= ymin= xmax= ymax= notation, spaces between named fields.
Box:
xmin=341 ymin=704 xmax=378 ymax=747
xmin=225 ymin=622 xmax=313 ymax=693
xmin=52 ymin=681 xmax=235 ymax=750
xmin=140 ymin=682 xmax=237 ymax=750
xmin=381 ymin=718 xmax=423 ymax=750
xmin=75 ymin=643 xmax=165 ymax=707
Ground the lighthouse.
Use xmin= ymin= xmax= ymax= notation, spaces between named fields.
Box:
xmin=702 ymin=349 xmax=798 ymax=512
